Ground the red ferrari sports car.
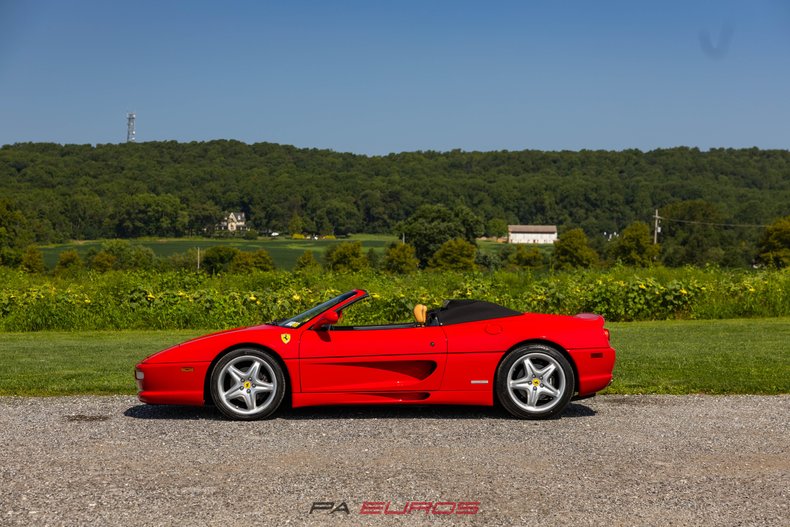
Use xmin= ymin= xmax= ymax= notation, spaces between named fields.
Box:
xmin=135 ymin=289 xmax=615 ymax=420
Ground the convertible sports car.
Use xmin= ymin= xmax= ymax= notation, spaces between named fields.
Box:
xmin=135 ymin=289 xmax=615 ymax=420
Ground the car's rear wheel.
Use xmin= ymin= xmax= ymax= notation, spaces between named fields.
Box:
xmin=210 ymin=348 xmax=285 ymax=420
xmin=496 ymin=344 xmax=575 ymax=419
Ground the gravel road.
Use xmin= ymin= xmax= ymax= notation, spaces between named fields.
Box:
xmin=0 ymin=395 xmax=787 ymax=526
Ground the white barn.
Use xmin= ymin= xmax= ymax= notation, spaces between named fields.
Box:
xmin=508 ymin=225 xmax=558 ymax=244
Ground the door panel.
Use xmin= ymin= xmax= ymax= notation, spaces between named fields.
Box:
xmin=299 ymin=326 xmax=447 ymax=393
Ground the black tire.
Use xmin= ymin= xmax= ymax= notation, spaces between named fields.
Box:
xmin=496 ymin=344 xmax=575 ymax=420
xmin=209 ymin=348 xmax=286 ymax=420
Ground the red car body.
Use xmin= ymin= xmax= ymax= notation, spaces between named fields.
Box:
xmin=135 ymin=289 xmax=615 ymax=414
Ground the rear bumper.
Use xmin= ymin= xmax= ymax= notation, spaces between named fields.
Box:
xmin=569 ymin=346 xmax=616 ymax=396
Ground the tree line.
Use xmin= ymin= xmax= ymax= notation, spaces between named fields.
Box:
xmin=1 ymin=141 xmax=789 ymax=267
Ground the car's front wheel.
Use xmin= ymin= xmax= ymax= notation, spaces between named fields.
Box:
xmin=496 ymin=344 xmax=575 ymax=419
xmin=210 ymin=348 xmax=285 ymax=420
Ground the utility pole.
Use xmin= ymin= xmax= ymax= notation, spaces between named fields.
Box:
xmin=197 ymin=247 xmax=201 ymax=271
xmin=653 ymin=209 xmax=661 ymax=244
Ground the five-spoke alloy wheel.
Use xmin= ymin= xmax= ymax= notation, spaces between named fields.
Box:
xmin=210 ymin=348 xmax=285 ymax=420
xmin=496 ymin=344 xmax=575 ymax=419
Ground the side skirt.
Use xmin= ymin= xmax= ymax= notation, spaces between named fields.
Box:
xmin=291 ymin=390 xmax=493 ymax=408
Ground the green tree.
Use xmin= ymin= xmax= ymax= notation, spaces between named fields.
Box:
xmin=383 ymin=242 xmax=419 ymax=274
xmin=320 ymin=199 xmax=363 ymax=236
xmin=186 ymin=201 xmax=223 ymax=236
xmin=0 ymin=200 xmax=31 ymax=249
xmin=20 ymin=246 xmax=46 ymax=274
xmin=552 ymin=229 xmax=599 ymax=270
xmin=288 ymin=213 xmax=305 ymax=236
xmin=397 ymin=204 xmax=482 ymax=266
xmin=294 ymin=250 xmax=320 ymax=271
xmin=609 ymin=221 xmax=660 ymax=267
xmin=202 ymin=246 xmax=241 ymax=274
xmin=324 ymin=241 xmax=368 ymax=272
xmin=756 ymin=215 xmax=790 ymax=268
xmin=660 ymin=200 xmax=727 ymax=266
xmin=0 ymin=248 xmax=22 ymax=268
xmin=485 ymin=218 xmax=508 ymax=238
xmin=428 ymin=238 xmax=478 ymax=271
xmin=114 ymin=193 xmax=189 ymax=238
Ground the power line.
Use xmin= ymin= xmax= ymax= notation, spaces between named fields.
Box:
xmin=659 ymin=217 xmax=769 ymax=228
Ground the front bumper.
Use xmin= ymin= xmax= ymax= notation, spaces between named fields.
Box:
xmin=135 ymin=361 xmax=210 ymax=406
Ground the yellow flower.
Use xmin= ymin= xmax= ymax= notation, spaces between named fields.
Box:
xmin=249 ymin=295 xmax=257 ymax=301
xmin=292 ymin=294 xmax=301 ymax=301
xmin=680 ymin=289 xmax=688 ymax=295
xmin=638 ymin=284 xmax=647 ymax=290
xmin=84 ymin=299 xmax=91 ymax=304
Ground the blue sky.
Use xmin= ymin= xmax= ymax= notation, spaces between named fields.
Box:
xmin=1 ymin=0 xmax=789 ymax=154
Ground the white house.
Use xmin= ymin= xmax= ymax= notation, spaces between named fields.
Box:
xmin=508 ymin=225 xmax=558 ymax=244
xmin=218 ymin=212 xmax=247 ymax=232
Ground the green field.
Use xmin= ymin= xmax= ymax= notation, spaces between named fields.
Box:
xmin=38 ymin=234 xmax=400 ymax=270
xmin=0 ymin=318 xmax=787 ymax=397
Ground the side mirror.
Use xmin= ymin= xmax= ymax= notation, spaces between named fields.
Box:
xmin=313 ymin=310 xmax=339 ymax=329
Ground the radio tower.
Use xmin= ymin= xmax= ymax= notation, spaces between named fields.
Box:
xmin=126 ymin=112 xmax=136 ymax=143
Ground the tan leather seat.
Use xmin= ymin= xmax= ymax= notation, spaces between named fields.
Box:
xmin=414 ymin=304 xmax=427 ymax=326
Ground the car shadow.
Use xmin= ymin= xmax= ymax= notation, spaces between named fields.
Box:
xmin=123 ymin=404 xmax=225 ymax=421
xmin=123 ymin=402 xmax=595 ymax=421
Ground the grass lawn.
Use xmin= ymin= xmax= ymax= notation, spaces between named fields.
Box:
xmin=604 ymin=317 xmax=790 ymax=395
xmin=0 ymin=318 xmax=787 ymax=397
xmin=39 ymin=234 xmax=398 ymax=270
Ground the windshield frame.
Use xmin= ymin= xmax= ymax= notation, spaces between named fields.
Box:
xmin=276 ymin=290 xmax=362 ymax=329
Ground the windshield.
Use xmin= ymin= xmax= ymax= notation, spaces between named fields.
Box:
xmin=276 ymin=291 xmax=358 ymax=328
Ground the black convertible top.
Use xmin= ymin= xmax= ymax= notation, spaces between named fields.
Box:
xmin=428 ymin=299 xmax=521 ymax=326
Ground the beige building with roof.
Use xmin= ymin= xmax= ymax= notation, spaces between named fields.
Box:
xmin=507 ymin=225 xmax=558 ymax=244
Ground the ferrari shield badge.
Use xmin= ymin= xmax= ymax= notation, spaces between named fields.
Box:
xmin=280 ymin=333 xmax=291 ymax=344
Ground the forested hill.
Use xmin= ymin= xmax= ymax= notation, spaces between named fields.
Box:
xmin=1 ymin=141 xmax=788 ymax=246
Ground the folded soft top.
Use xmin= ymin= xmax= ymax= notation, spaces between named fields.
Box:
xmin=429 ymin=299 xmax=521 ymax=325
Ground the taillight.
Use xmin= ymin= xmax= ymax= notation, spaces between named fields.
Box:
xmin=603 ymin=328 xmax=610 ymax=341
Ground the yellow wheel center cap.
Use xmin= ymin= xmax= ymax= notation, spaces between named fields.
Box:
xmin=532 ymin=378 xmax=541 ymax=387
xmin=243 ymin=381 xmax=252 ymax=390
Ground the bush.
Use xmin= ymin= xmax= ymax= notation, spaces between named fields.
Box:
xmin=552 ymin=229 xmax=599 ymax=270
xmin=510 ymin=245 xmax=544 ymax=269
xmin=428 ymin=238 xmax=477 ymax=271
xmin=0 ymin=267 xmax=787 ymax=331
xmin=295 ymin=250 xmax=320 ymax=271
xmin=54 ymin=249 xmax=83 ymax=276
xmin=201 ymin=246 xmax=241 ymax=274
xmin=89 ymin=251 xmax=116 ymax=273
xmin=324 ymin=241 xmax=368 ymax=272
xmin=20 ymin=247 xmax=46 ymax=274
xmin=229 ymin=249 xmax=275 ymax=273
xmin=383 ymin=243 xmax=419 ymax=274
